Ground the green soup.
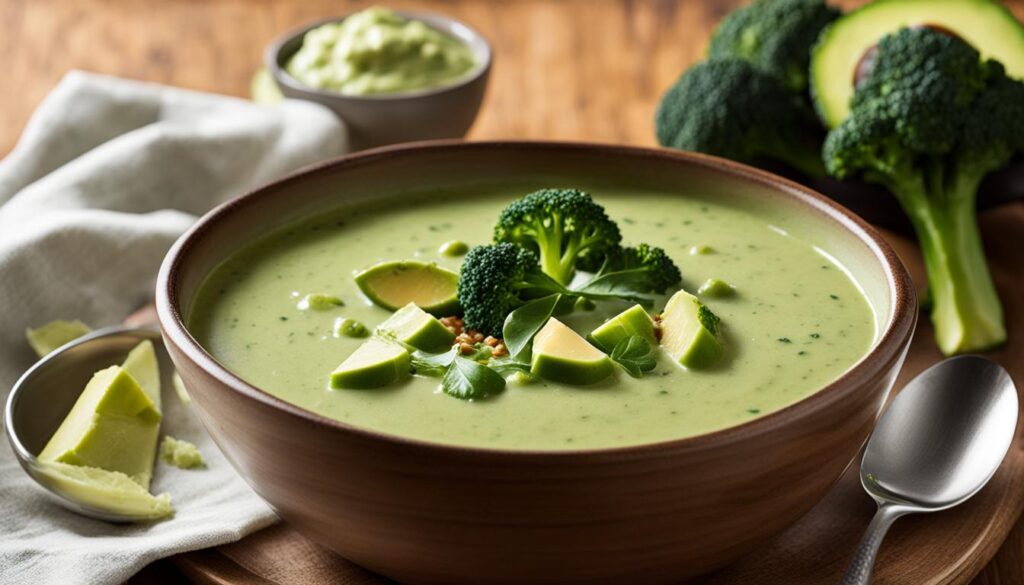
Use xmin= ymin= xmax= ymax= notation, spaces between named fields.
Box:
xmin=190 ymin=187 xmax=877 ymax=450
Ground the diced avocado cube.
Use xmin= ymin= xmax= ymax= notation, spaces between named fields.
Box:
xmin=697 ymin=278 xmax=736 ymax=298
xmin=660 ymin=290 xmax=724 ymax=369
xmin=39 ymin=366 xmax=162 ymax=489
xmin=589 ymin=304 xmax=656 ymax=353
xmin=531 ymin=318 xmax=614 ymax=385
xmin=377 ymin=303 xmax=455 ymax=352
xmin=330 ymin=338 xmax=411 ymax=390
xmin=297 ymin=293 xmax=344 ymax=311
xmin=26 ymin=320 xmax=92 ymax=358
xmin=333 ymin=317 xmax=370 ymax=338
xmin=354 ymin=260 xmax=460 ymax=315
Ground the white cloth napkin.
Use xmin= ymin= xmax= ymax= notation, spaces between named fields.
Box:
xmin=0 ymin=71 xmax=349 ymax=584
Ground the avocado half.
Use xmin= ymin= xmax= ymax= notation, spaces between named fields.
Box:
xmin=811 ymin=0 xmax=1024 ymax=128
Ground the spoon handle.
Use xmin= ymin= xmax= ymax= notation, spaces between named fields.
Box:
xmin=840 ymin=503 xmax=908 ymax=585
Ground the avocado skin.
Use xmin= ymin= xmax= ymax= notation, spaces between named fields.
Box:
xmin=810 ymin=0 xmax=1024 ymax=128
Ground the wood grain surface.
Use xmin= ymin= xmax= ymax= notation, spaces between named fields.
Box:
xmin=2 ymin=0 xmax=1022 ymax=583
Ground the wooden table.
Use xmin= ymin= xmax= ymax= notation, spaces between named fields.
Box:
xmin=3 ymin=0 xmax=1022 ymax=582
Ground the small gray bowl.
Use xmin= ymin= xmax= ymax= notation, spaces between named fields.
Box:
xmin=266 ymin=11 xmax=492 ymax=150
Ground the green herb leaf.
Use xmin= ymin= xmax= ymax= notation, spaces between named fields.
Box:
xmin=610 ymin=335 xmax=658 ymax=378
xmin=502 ymin=294 xmax=561 ymax=360
xmin=574 ymin=270 xmax=657 ymax=307
xmin=487 ymin=359 xmax=532 ymax=376
xmin=410 ymin=347 xmax=457 ymax=377
xmin=442 ymin=356 xmax=507 ymax=400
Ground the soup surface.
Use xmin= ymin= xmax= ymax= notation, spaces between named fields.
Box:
xmin=190 ymin=186 xmax=877 ymax=450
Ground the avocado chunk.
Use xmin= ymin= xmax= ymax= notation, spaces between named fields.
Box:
xmin=698 ymin=278 xmax=736 ymax=298
xmin=297 ymin=293 xmax=344 ymax=311
xmin=122 ymin=340 xmax=161 ymax=412
xmin=660 ymin=290 xmax=724 ymax=369
xmin=811 ymin=0 xmax=1024 ymax=127
xmin=36 ymin=460 xmax=173 ymax=521
xmin=333 ymin=317 xmax=370 ymax=338
xmin=589 ymin=304 xmax=656 ymax=353
xmin=26 ymin=320 xmax=92 ymax=358
xmin=354 ymin=260 xmax=460 ymax=315
xmin=171 ymin=372 xmax=191 ymax=405
xmin=377 ymin=302 xmax=455 ymax=352
xmin=531 ymin=318 xmax=614 ymax=385
xmin=39 ymin=366 xmax=162 ymax=489
xmin=160 ymin=436 xmax=205 ymax=469
xmin=330 ymin=338 xmax=411 ymax=389
xmin=251 ymin=67 xmax=284 ymax=104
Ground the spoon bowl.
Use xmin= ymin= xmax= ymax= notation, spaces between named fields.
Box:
xmin=4 ymin=326 xmax=171 ymax=523
xmin=842 ymin=355 xmax=1019 ymax=585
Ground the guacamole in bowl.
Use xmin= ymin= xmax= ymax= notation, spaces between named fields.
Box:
xmin=285 ymin=7 xmax=478 ymax=96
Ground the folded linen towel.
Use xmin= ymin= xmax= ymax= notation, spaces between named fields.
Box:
xmin=0 ymin=70 xmax=348 ymax=585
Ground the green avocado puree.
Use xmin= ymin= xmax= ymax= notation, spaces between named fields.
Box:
xmin=190 ymin=186 xmax=877 ymax=451
xmin=286 ymin=7 xmax=477 ymax=96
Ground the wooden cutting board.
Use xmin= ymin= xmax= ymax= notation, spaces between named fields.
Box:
xmin=168 ymin=203 xmax=1024 ymax=585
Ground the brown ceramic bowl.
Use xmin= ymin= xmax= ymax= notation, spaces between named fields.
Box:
xmin=266 ymin=11 xmax=491 ymax=150
xmin=156 ymin=141 xmax=916 ymax=585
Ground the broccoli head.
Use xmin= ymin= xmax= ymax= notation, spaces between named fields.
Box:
xmin=458 ymin=241 xmax=683 ymax=337
xmin=708 ymin=0 xmax=839 ymax=93
xmin=656 ymin=59 xmax=826 ymax=177
xmin=824 ymin=27 xmax=1020 ymax=354
xmin=494 ymin=189 xmax=622 ymax=285
xmin=602 ymin=243 xmax=683 ymax=294
xmin=458 ymin=243 xmax=556 ymax=337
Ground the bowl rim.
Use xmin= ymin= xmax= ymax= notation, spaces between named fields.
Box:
xmin=156 ymin=140 xmax=917 ymax=460
xmin=265 ymin=10 xmax=493 ymax=102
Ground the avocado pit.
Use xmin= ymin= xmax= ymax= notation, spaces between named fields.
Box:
xmin=853 ymin=24 xmax=967 ymax=86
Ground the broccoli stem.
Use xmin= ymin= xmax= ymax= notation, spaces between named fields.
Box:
xmin=762 ymin=131 xmax=826 ymax=177
xmin=893 ymin=173 xmax=1006 ymax=355
xmin=778 ymin=147 xmax=827 ymax=178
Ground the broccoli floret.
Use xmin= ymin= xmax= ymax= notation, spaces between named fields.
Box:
xmin=708 ymin=0 xmax=839 ymax=93
xmin=656 ymin=59 xmax=826 ymax=177
xmin=457 ymin=243 xmax=567 ymax=337
xmin=603 ymin=244 xmax=683 ymax=294
xmin=458 ymin=242 xmax=682 ymax=337
xmin=494 ymin=189 xmax=622 ymax=285
xmin=824 ymin=28 xmax=1019 ymax=354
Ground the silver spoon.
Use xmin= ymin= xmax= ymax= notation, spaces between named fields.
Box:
xmin=4 ymin=326 xmax=171 ymax=522
xmin=840 ymin=355 xmax=1018 ymax=585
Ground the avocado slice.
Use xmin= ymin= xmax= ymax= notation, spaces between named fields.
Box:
xmin=330 ymin=338 xmax=411 ymax=390
xmin=660 ymin=290 xmax=724 ymax=369
xmin=36 ymin=460 xmax=173 ymax=520
xmin=589 ymin=304 xmax=656 ymax=353
xmin=171 ymin=372 xmax=191 ymax=406
xmin=39 ymin=366 xmax=162 ymax=489
xmin=354 ymin=260 xmax=460 ymax=315
xmin=251 ymin=67 xmax=283 ymax=104
xmin=122 ymin=340 xmax=161 ymax=412
xmin=811 ymin=0 xmax=1024 ymax=128
xmin=26 ymin=320 xmax=92 ymax=358
xmin=377 ymin=302 xmax=455 ymax=352
xmin=531 ymin=318 xmax=614 ymax=385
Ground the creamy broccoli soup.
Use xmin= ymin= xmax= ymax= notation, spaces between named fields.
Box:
xmin=190 ymin=186 xmax=876 ymax=450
